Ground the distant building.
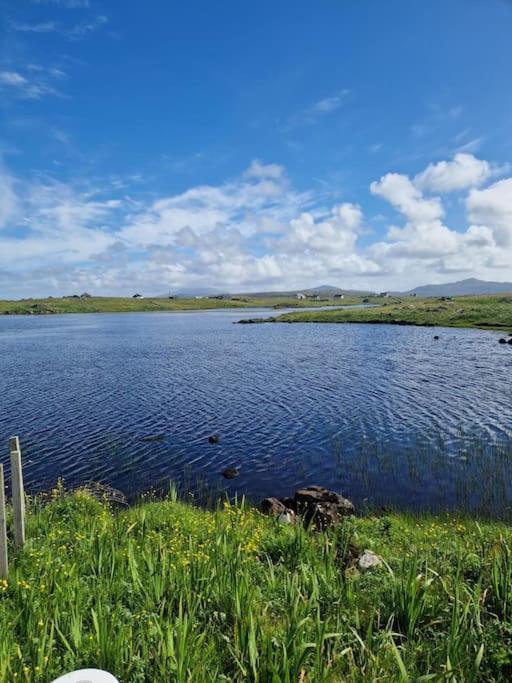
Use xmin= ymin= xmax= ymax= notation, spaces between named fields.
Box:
xmin=379 ymin=292 xmax=391 ymax=298
xmin=333 ymin=294 xmax=345 ymax=299
xmin=296 ymin=293 xmax=307 ymax=300
xmin=132 ymin=293 xmax=144 ymax=299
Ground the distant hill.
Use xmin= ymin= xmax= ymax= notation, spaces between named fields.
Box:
xmin=234 ymin=285 xmax=374 ymax=298
xmin=158 ymin=284 xmax=375 ymax=298
xmin=404 ymin=278 xmax=512 ymax=297
xmin=157 ymin=287 xmax=223 ymax=297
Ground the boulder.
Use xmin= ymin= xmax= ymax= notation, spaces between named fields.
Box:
xmin=208 ymin=434 xmax=220 ymax=444
xmin=260 ymin=497 xmax=287 ymax=515
xmin=221 ymin=467 xmax=239 ymax=479
xmin=293 ymin=485 xmax=355 ymax=530
xmin=358 ymin=550 xmax=383 ymax=571
xmin=499 ymin=338 xmax=508 ymax=344
xmin=259 ymin=486 xmax=355 ymax=529
xmin=280 ymin=496 xmax=296 ymax=510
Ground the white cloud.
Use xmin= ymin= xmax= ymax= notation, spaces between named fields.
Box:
xmin=13 ymin=21 xmax=59 ymax=33
xmin=369 ymin=157 xmax=512 ymax=284
xmin=11 ymin=14 xmax=108 ymax=40
xmin=244 ymin=160 xmax=284 ymax=180
xmin=0 ymin=71 xmax=28 ymax=86
xmin=414 ymin=153 xmax=491 ymax=193
xmin=1 ymin=154 xmax=512 ymax=297
xmin=119 ymin=161 xmax=303 ymax=247
xmin=283 ymin=90 xmax=349 ymax=130
xmin=0 ymin=68 xmax=61 ymax=99
xmin=32 ymin=0 xmax=90 ymax=6
xmin=0 ymin=167 xmax=19 ymax=229
xmin=68 ymin=15 xmax=108 ymax=39
xmin=371 ymin=173 xmax=443 ymax=223
xmin=467 ymin=178 xmax=512 ymax=248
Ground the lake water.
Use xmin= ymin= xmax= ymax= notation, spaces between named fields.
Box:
xmin=1 ymin=308 xmax=512 ymax=515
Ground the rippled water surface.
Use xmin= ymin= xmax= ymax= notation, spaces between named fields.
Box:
xmin=1 ymin=309 xmax=512 ymax=514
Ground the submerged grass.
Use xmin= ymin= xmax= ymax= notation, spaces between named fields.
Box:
xmin=274 ymin=295 xmax=512 ymax=331
xmin=2 ymin=487 xmax=512 ymax=680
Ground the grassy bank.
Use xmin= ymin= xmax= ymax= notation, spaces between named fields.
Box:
xmin=0 ymin=296 xmax=360 ymax=316
xmin=2 ymin=490 xmax=512 ymax=680
xmin=273 ymin=295 xmax=512 ymax=331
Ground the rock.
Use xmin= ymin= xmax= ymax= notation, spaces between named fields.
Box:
xmin=508 ymin=338 xmax=512 ymax=346
xmin=358 ymin=550 xmax=383 ymax=571
xmin=499 ymin=338 xmax=508 ymax=344
xmin=278 ymin=510 xmax=296 ymax=525
xmin=259 ymin=486 xmax=355 ymax=529
xmin=260 ymin=497 xmax=287 ymax=515
xmin=208 ymin=434 xmax=220 ymax=444
xmin=280 ymin=496 xmax=296 ymax=511
xmin=293 ymin=485 xmax=355 ymax=530
xmin=221 ymin=467 xmax=239 ymax=479
xmin=433 ymin=335 xmax=439 ymax=340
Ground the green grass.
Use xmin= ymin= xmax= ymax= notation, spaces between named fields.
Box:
xmin=274 ymin=295 xmax=512 ymax=331
xmin=0 ymin=296 xmax=359 ymax=316
xmin=2 ymin=487 xmax=512 ymax=680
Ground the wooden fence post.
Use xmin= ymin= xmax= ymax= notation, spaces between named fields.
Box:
xmin=0 ymin=463 xmax=7 ymax=579
xmin=9 ymin=436 xmax=25 ymax=549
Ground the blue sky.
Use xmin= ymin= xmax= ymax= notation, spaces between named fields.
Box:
xmin=1 ymin=0 xmax=512 ymax=296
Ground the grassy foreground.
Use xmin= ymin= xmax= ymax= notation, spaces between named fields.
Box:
xmin=275 ymin=295 xmax=512 ymax=331
xmin=2 ymin=490 xmax=512 ymax=680
xmin=0 ymin=296 xmax=358 ymax=316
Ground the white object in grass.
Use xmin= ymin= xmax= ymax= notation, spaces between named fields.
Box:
xmin=51 ymin=670 xmax=119 ymax=683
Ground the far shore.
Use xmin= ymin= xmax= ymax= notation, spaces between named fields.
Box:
xmin=3 ymin=294 xmax=512 ymax=334
xmin=243 ymin=294 xmax=512 ymax=332
xmin=0 ymin=294 xmax=363 ymax=316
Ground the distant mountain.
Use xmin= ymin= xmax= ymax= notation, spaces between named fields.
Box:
xmin=237 ymin=285 xmax=374 ymax=298
xmin=156 ymin=284 xmax=377 ymax=298
xmin=404 ymin=278 xmax=512 ymax=297
xmin=156 ymin=287 xmax=224 ymax=297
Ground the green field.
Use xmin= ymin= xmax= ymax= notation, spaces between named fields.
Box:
xmin=272 ymin=295 xmax=512 ymax=331
xmin=0 ymin=296 xmax=359 ymax=316
xmin=2 ymin=489 xmax=512 ymax=680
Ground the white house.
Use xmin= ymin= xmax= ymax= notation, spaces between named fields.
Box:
xmin=296 ymin=293 xmax=306 ymax=300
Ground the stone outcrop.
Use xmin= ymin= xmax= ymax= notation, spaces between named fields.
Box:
xmin=260 ymin=485 xmax=355 ymax=529
xmin=260 ymin=497 xmax=287 ymax=516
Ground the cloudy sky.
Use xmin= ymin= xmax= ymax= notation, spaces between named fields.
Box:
xmin=1 ymin=0 xmax=512 ymax=297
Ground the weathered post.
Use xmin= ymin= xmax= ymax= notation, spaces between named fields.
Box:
xmin=9 ymin=436 xmax=25 ymax=549
xmin=0 ymin=463 xmax=7 ymax=579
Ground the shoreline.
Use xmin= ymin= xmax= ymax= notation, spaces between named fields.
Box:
xmin=0 ymin=296 xmax=360 ymax=317
xmin=244 ymin=294 xmax=512 ymax=333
